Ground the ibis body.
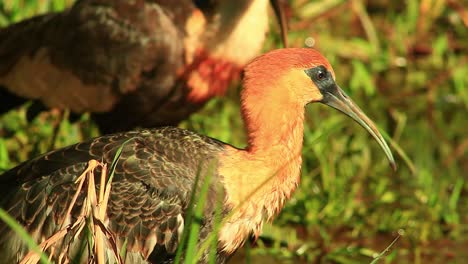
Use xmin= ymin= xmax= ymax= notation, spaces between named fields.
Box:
xmin=0 ymin=0 xmax=285 ymax=133
xmin=0 ymin=48 xmax=395 ymax=263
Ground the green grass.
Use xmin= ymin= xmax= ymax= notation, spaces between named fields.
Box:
xmin=0 ymin=0 xmax=467 ymax=263
xmin=0 ymin=208 xmax=52 ymax=264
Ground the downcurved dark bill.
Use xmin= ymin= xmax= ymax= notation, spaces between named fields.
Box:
xmin=321 ymin=85 xmax=397 ymax=170
xmin=270 ymin=0 xmax=288 ymax=48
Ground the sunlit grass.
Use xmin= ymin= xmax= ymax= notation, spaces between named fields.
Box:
xmin=0 ymin=0 xmax=466 ymax=263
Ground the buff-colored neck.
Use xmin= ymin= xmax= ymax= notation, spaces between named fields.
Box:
xmin=218 ymin=76 xmax=305 ymax=253
xmin=228 ymin=78 xmax=305 ymax=208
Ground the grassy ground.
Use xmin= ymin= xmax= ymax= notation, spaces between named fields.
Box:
xmin=0 ymin=0 xmax=466 ymax=263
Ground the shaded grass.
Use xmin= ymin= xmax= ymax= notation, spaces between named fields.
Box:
xmin=0 ymin=0 xmax=466 ymax=263
xmin=0 ymin=208 xmax=52 ymax=264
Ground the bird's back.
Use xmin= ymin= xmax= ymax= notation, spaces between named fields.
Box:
xmin=0 ymin=127 xmax=228 ymax=263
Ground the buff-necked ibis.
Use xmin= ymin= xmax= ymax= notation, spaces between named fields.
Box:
xmin=0 ymin=48 xmax=395 ymax=263
xmin=0 ymin=0 xmax=288 ymax=133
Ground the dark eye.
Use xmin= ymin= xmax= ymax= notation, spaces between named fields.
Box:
xmin=317 ymin=71 xmax=326 ymax=80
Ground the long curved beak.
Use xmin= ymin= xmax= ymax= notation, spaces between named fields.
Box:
xmin=321 ymin=85 xmax=397 ymax=170
xmin=270 ymin=0 xmax=288 ymax=48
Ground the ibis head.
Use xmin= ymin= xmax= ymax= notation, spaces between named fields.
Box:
xmin=242 ymin=48 xmax=396 ymax=168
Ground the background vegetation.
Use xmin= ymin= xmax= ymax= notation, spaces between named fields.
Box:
xmin=0 ymin=0 xmax=466 ymax=263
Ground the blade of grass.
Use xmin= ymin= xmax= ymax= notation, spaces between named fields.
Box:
xmin=174 ymin=163 xmax=203 ymax=264
xmin=380 ymin=128 xmax=416 ymax=174
xmin=185 ymin=162 xmax=216 ymax=263
xmin=208 ymin=185 xmax=224 ymax=264
xmin=0 ymin=208 xmax=52 ymax=264
xmin=370 ymin=229 xmax=404 ymax=264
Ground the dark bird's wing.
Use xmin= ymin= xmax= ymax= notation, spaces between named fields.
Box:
xmin=0 ymin=127 xmax=227 ymax=263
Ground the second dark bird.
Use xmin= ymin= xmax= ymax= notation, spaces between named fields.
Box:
xmin=0 ymin=0 xmax=288 ymax=133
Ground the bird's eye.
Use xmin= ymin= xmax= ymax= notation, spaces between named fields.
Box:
xmin=317 ymin=71 xmax=326 ymax=80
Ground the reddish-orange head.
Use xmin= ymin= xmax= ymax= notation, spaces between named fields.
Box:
xmin=242 ymin=48 xmax=335 ymax=108
xmin=241 ymin=48 xmax=396 ymax=169
xmin=246 ymin=48 xmax=335 ymax=78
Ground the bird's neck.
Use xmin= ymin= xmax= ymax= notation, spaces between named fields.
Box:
xmin=180 ymin=0 xmax=269 ymax=102
xmin=218 ymin=87 xmax=305 ymax=253
xmin=204 ymin=0 xmax=269 ymax=65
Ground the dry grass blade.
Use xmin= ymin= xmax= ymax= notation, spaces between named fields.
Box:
xmin=20 ymin=160 xmax=123 ymax=264
xmin=87 ymin=162 xmax=123 ymax=264
xmin=86 ymin=160 xmax=104 ymax=264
